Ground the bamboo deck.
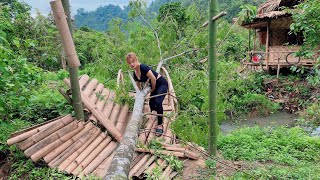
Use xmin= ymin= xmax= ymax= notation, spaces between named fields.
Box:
xmin=7 ymin=68 xmax=199 ymax=179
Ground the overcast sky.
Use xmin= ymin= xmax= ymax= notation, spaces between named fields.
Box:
xmin=19 ymin=0 xmax=131 ymax=16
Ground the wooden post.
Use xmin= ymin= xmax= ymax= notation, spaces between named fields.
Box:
xmin=277 ymin=57 xmax=280 ymax=78
xmin=50 ymin=0 xmax=84 ymax=120
xmin=248 ymin=29 xmax=251 ymax=53
xmin=253 ymin=30 xmax=256 ymax=52
xmin=266 ymin=21 xmax=270 ymax=71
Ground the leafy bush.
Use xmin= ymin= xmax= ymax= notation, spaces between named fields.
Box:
xmin=218 ymin=126 xmax=320 ymax=165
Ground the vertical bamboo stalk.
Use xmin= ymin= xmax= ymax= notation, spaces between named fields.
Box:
xmin=266 ymin=20 xmax=270 ymax=70
xmin=208 ymin=0 xmax=218 ymax=156
xmin=51 ymin=0 xmax=84 ymax=120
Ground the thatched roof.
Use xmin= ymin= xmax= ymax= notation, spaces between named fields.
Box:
xmin=258 ymin=0 xmax=299 ymax=14
xmin=256 ymin=10 xmax=288 ymax=19
xmin=241 ymin=0 xmax=299 ymax=28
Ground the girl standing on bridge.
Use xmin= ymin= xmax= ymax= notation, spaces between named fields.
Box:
xmin=126 ymin=52 xmax=168 ymax=136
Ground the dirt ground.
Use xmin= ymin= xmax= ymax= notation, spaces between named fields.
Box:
xmin=181 ymin=152 xmax=258 ymax=180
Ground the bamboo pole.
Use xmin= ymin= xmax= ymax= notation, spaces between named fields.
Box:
xmin=31 ymin=122 xmax=85 ymax=162
xmin=64 ymin=79 xmax=122 ymax=141
xmin=79 ymin=74 xmax=90 ymax=89
xmin=48 ymin=128 xmax=98 ymax=167
xmin=7 ymin=115 xmax=65 ymax=145
xmin=129 ymin=154 xmax=150 ymax=177
xmin=83 ymin=79 xmax=99 ymax=97
xmin=43 ymin=123 xmax=94 ymax=163
xmin=208 ymin=0 xmax=218 ymax=156
xmin=79 ymin=141 xmax=118 ymax=176
xmin=109 ymin=104 xmax=121 ymax=125
xmin=115 ymin=105 xmax=129 ymax=133
xmin=24 ymin=121 xmax=78 ymax=157
xmin=134 ymin=155 xmax=156 ymax=177
xmin=134 ymin=148 xmax=184 ymax=158
xmin=130 ymin=152 xmax=145 ymax=169
xmin=58 ymin=130 xmax=102 ymax=170
xmin=51 ymin=0 xmax=84 ymax=120
xmin=68 ymin=136 xmax=112 ymax=174
xmin=18 ymin=115 xmax=73 ymax=150
xmin=266 ymin=20 xmax=270 ymax=70
xmin=93 ymin=152 xmax=116 ymax=178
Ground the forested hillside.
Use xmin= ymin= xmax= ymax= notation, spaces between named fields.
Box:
xmin=1 ymin=0 xmax=320 ymax=179
xmin=74 ymin=0 xmax=265 ymax=31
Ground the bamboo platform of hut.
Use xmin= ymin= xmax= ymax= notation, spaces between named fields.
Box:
xmin=7 ymin=67 xmax=201 ymax=179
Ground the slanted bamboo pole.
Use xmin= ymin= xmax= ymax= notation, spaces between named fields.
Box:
xmin=89 ymin=88 xmax=110 ymax=122
xmin=134 ymin=148 xmax=184 ymax=158
xmin=68 ymin=136 xmax=112 ymax=174
xmin=160 ymin=165 xmax=173 ymax=179
xmin=24 ymin=121 xmax=78 ymax=157
xmin=93 ymin=152 xmax=116 ymax=178
xmin=44 ymin=123 xmax=94 ymax=163
xmin=18 ymin=115 xmax=73 ymax=150
xmin=31 ymin=122 xmax=85 ymax=162
xmin=79 ymin=141 xmax=118 ymax=176
xmin=109 ymin=104 xmax=121 ymax=125
xmin=89 ymin=84 xmax=104 ymax=103
xmin=130 ymin=153 xmax=145 ymax=169
xmin=83 ymin=79 xmax=99 ymax=97
xmin=208 ymin=0 xmax=219 ymax=156
xmin=102 ymin=91 xmax=116 ymax=118
xmin=169 ymin=171 xmax=178 ymax=179
xmin=115 ymin=105 xmax=129 ymax=133
xmin=145 ymin=158 xmax=164 ymax=174
xmin=58 ymin=129 xmax=102 ymax=170
xmin=49 ymin=128 xmax=98 ymax=167
xmin=7 ymin=115 xmax=65 ymax=145
xmin=64 ymin=79 xmax=122 ymax=141
xmin=129 ymin=154 xmax=150 ymax=177
xmin=138 ymin=117 xmax=156 ymax=144
xmin=51 ymin=0 xmax=84 ymax=120
xmin=79 ymin=74 xmax=90 ymax=89
xmin=134 ymin=155 xmax=156 ymax=177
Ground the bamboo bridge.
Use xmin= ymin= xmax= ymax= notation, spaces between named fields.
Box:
xmin=7 ymin=68 xmax=203 ymax=179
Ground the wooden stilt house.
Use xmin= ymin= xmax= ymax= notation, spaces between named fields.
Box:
xmin=241 ymin=0 xmax=319 ymax=71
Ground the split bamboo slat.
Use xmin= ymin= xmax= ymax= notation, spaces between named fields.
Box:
xmin=31 ymin=122 xmax=85 ymax=162
xmin=57 ymin=129 xmax=102 ymax=170
xmin=93 ymin=152 xmax=115 ymax=178
xmin=7 ymin=115 xmax=64 ymax=144
xmin=134 ymin=155 xmax=156 ymax=177
xmin=67 ymin=136 xmax=112 ymax=174
xmin=17 ymin=115 xmax=73 ymax=150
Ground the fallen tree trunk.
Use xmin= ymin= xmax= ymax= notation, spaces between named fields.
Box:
xmin=105 ymin=86 xmax=150 ymax=179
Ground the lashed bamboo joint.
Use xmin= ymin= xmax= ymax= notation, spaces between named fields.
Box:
xmin=7 ymin=71 xmax=200 ymax=179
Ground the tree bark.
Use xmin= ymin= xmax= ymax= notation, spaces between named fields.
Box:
xmin=105 ymin=87 xmax=150 ymax=179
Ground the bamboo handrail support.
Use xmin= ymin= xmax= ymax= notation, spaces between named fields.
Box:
xmin=202 ymin=11 xmax=227 ymax=27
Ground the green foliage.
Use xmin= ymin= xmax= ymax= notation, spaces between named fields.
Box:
xmin=218 ymin=126 xmax=320 ymax=165
xmin=237 ymin=4 xmax=257 ymax=25
xmin=229 ymin=163 xmax=320 ymax=179
xmin=297 ymin=101 xmax=320 ymax=127
xmin=145 ymin=166 xmax=163 ymax=180
xmin=158 ymin=2 xmax=189 ymax=27
xmin=290 ymin=0 xmax=320 ymax=85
